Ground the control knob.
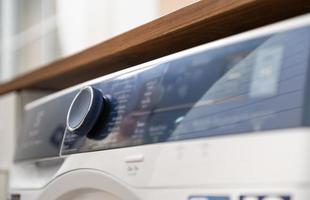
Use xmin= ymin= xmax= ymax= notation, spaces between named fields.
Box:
xmin=66 ymin=86 xmax=109 ymax=137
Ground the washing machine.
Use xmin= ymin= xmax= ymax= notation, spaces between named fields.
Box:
xmin=9 ymin=14 xmax=310 ymax=200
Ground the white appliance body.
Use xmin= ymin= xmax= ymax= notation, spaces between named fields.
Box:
xmin=0 ymin=93 xmax=19 ymax=200
xmin=11 ymin=129 xmax=310 ymax=200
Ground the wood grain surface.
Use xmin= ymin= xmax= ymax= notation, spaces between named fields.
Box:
xmin=0 ymin=0 xmax=310 ymax=95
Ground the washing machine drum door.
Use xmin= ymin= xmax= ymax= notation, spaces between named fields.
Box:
xmin=38 ymin=170 xmax=138 ymax=200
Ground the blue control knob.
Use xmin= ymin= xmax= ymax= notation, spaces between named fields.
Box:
xmin=66 ymin=86 xmax=108 ymax=136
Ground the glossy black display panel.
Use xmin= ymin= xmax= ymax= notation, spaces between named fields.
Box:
xmin=61 ymin=27 xmax=310 ymax=155
xmin=15 ymin=26 xmax=310 ymax=161
xmin=15 ymin=92 xmax=77 ymax=161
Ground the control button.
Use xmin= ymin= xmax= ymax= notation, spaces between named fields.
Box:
xmin=124 ymin=154 xmax=144 ymax=163
xmin=189 ymin=196 xmax=230 ymax=200
xmin=189 ymin=197 xmax=208 ymax=200
xmin=66 ymin=86 xmax=109 ymax=136
xmin=241 ymin=197 xmax=258 ymax=200
xmin=240 ymin=196 xmax=290 ymax=200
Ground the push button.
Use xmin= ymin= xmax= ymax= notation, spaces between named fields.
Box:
xmin=240 ymin=195 xmax=290 ymax=200
xmin=240 ymin=197 xmax=258 ymax=200
xmin=189 ymin=196 xmax=230 ymax=200
xmin=124 ymin=154 xmax=144 ymax=163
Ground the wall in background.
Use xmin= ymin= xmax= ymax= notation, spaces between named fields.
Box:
xmin=56 ymin=0 xmax=158 ymax=57
xmin=159 ymin=0 xmax=200 ymax=16
xmin=0 ymin=0 xmax=199 ymax=83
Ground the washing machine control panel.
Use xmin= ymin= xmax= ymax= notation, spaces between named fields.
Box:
xmin=16 ymin=25 xmax=310 ymax=160
xmin=60 ymin=26 xmax=310 ymax=156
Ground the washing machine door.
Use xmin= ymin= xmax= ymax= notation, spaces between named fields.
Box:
xmin=38 ymin=169 xmax=139 ymax=200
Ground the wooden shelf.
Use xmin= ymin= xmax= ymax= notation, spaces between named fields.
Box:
xmin=1 ymin=0 xmax=310 ymax=95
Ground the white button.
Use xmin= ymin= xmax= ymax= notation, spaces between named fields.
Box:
xmin=263 ymin=197 xmax=284 ymax=200
xmin=124 ymin=154 xmax=144 ymax=163
xmin=242 ymin=198 xmax=258 ymax=200
xmin=189 ymin=197 xmax=207 ymax=200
